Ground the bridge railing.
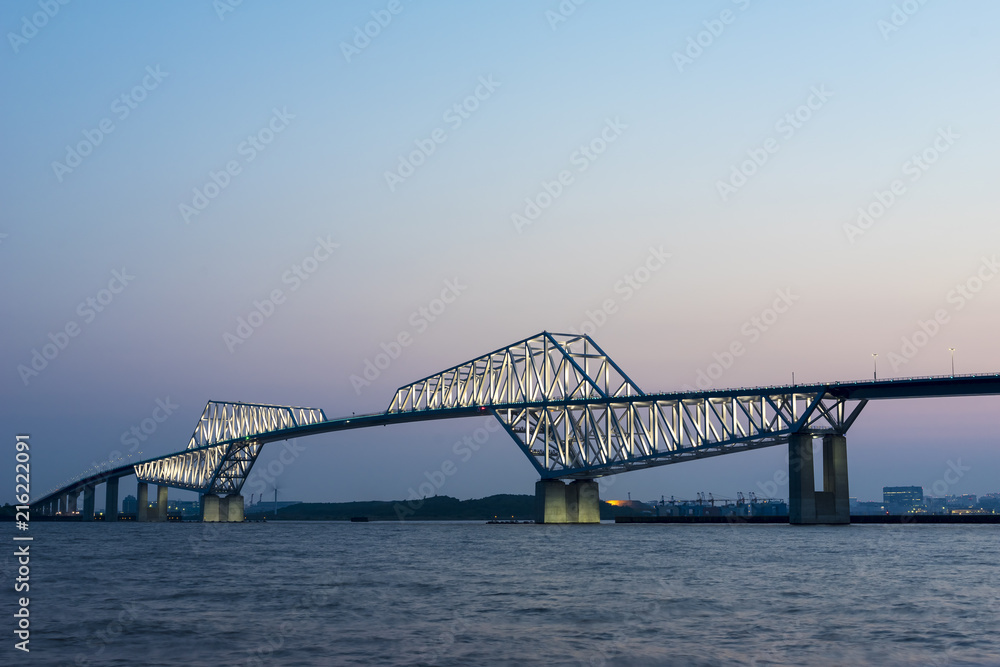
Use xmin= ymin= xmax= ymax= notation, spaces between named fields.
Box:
xmin=644 ymin=371 xmax=1000 ymax=400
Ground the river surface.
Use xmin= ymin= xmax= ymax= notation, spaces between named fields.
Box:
xmin=9 ymin=521 xmax=1000 ymax=666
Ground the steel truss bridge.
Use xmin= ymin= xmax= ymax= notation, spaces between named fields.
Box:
xmin=30 ymin=332 xmax=1000 ymax=523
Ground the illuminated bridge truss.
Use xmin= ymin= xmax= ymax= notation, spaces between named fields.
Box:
xmin=489 ymin=391 xmax=867 ymax=479
xmin=389 ymin=332 xmax=868 ymax=479
xmin=389 ymin=332 xmax=641 ymax=411
xmin=134 ymin=401 xmax=326 ymax=494
xmin=34 ymin=331 xmax=1000 ymax=512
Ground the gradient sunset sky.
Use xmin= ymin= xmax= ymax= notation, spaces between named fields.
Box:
xmin=3 ymin=1 xmax=999 ymax=506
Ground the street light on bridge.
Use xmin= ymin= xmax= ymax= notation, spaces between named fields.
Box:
xmin=949 ymin=347 xmax=956 ymax=376
xmin=872 ymin=353 xmax=878 ymax=380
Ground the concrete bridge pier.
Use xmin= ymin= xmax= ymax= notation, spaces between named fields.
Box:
xmin=105 ymin=477 xmax=119 ymax=521
xmin=67 ymin=490 xmax=79 ymax=516
xmin=535 ymin=479 xmax=600 ymax=524
xmin=225 ymin=494 xmax=244 ymax=522
xmin=202 ymin=493 xmax=220 ymax=522
xmin=156 ymin=485 xmax=168 ymax=522
xmin=82 ymin=484 xmax=95 ymax=521
xmin=58 ymin=495 xmax=65 ymax=515
xmin=137 ymin=482 xmax=149 ymax=522
xmin=201 ymin=493 xmax=243 ymax=522
xmin=789 ymin=433 xmax=849 ymax=525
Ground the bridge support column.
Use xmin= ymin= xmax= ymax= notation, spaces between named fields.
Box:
xmin=155 ymin=485 xmax=168 ymax=522
xmin=225 ymin=494 xmax=244 ymax=522
xmin=569 ymin=480 xmax=600 ymax=523
xmin=67 ymin=491 xmax=79 ymax=516
xmin=82 ymin=484 xmax=95 ymax=521
xmin=105 ymin=477 xmax=119 ymax=521
xmin=789 ymin=433 xmax=850 ymax=525
xmin=535 ymin=480 xmax=600 ymax=524
xmin=536 ymin=480 xmax=568 ymax=523
xmin=58 ymin=495 xmax=66 ymax=515
xmin=218 ymin=495 xmax=230 ymax=522
xmin=789 ymin=434 xmax=816 ymax=524
xmin=137 ymin=482 xmax=149 ymax=522
xmin=202 ymin=494 xmax=221 ymax=522
xmin=819 ymin=434 xmax=850 ymax=524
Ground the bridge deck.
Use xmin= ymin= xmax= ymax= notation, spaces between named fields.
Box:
xmin=32 ymin=373 xmax=1000 ymax=507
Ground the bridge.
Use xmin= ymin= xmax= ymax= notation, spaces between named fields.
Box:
xmin=30 ymin=332 xmax=1000 ymax=525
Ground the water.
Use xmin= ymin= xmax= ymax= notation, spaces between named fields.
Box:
xmin=11 ymin=521 xmax=1000 ymax=666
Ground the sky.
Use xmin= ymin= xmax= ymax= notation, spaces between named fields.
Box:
xmin=3 ymin=0 xmax=1000 ymax=508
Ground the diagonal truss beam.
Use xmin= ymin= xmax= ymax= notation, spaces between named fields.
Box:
xmin=135 ymin=401 xmax=326 ymax=493
xmin=388 ymin=332 xmax=641 ymax=412
xmin=387 ymin=332 xmax=868 ymax=480
xmin=488 ymin=392 xmax=865 ymax=479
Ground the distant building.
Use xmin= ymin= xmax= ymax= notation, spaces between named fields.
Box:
xmin=750 ymin=500 xmax=788 ymax=517
xmin=166 ymin=500 xmax=201 ymax=517
xmin=650 ymin=499 xmax=787 ymax=517
xmin=979 ymin=494 xmax=1000 ymax=513
xmin=947 ymin=494 xmax=977 ymax=509
xmin=851 ymin=499 xmax=886 ymax=516
xmin=883 ymin=486 xmax=923 ymax=513
xmin=923 ymin=497 xmax=949 ymax=514
xmin=122 ymin=494 xmax=137 ymax=513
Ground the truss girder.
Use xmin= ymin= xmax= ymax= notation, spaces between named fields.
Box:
xmin=386 ymin=332 xmax=870 ymax=478
xmin=491 ymin=392 xmax=862 ymax=479
xmin=388 ymin=332 xmax=641 ymax=412
xmin=133 ymin=401 xmax=325 ymax=493
xmin=186 ymin=401 xmax=326 ymax=449
xmin=134 ymin=444 xmax=228 ymax=491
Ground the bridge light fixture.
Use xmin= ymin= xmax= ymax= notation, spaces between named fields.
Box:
xmin=872 ymin=353 xmax=878 ymax=380
xmin=949 ymin=347 xmax=956 ymax=376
